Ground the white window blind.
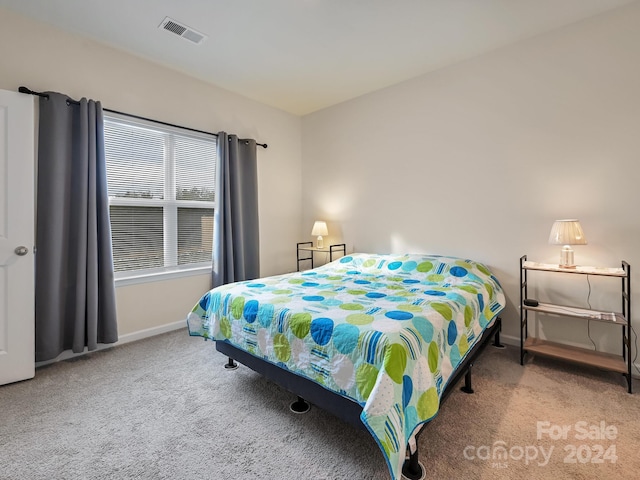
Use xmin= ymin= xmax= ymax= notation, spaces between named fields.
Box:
xmin=104 ymin=113 xmax=217 ymax=278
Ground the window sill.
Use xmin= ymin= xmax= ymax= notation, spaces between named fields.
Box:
xmin=115 ymin=266 xmax=210 ymax=287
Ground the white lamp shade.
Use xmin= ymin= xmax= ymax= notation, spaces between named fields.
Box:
xmin=548 ymin=219 xmax=587 ymax=245
xmin=311 ymin=221 xmax=329 ymax=237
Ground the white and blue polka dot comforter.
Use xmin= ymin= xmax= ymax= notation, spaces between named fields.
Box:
xmin=187 ymin=253 xmax=506 ymax=480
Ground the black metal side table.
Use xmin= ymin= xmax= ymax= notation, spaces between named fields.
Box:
xmin=296 ymin=242 xmax=346 ymax=271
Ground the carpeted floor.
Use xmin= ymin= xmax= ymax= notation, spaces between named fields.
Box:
xmin=1 ymin=328 xmax=639 ymax=480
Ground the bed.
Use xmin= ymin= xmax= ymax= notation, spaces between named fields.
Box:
xmin=187 ymin=253 xmax=506 ymax=480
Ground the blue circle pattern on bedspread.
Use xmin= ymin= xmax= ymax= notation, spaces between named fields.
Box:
xmin=187 ymin=253 xmax=506 ymax=480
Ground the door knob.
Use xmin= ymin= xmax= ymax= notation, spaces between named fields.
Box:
xmin=14 ymin=246 xmax=29 ymax=256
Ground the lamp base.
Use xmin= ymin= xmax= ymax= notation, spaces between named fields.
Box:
xmin=558 ymin=264 xmax=577 ymax=269
xmin=316 ymin=236 xmax=324 ymax=249
xmin=559 ymin=245 xmax=575 ymax=269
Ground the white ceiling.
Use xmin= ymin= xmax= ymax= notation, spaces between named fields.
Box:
xmin=0 ymin=0 xmax=636 ymax=115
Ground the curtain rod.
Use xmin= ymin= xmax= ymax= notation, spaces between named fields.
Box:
xmin=18 ymin=86 xmax=267 ymax=149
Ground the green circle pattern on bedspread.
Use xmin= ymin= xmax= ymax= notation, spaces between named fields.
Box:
xmin=187 ymin=253 xmax=505 ymax=480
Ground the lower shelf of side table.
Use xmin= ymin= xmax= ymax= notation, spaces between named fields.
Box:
xmin=524 ymin=337 xmax=627 ymax=373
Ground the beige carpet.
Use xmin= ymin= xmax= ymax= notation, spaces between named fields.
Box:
xmin=421 ymin=344 xmax=640 ymax=479
xmin=1 ymin=328 xmax=638 ymax=480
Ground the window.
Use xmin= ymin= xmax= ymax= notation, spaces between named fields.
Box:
xmin=104 ymin=113 xmax=217 ymax=281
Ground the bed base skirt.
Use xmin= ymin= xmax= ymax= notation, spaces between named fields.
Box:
xmin=216 ymin=317 xmax=503 ymax=479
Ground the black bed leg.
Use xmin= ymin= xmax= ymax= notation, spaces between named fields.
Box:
xmin=402 ymin=446 xmax=425 ymax=480
xmin=460 ymin=365 xmax=474 ymax=394
xmin=224 ymin=357 xmax=238 ymax=370
xmin=492 ymin=319 xmax=505 ymax=349
xmin=290 ymin=396 xmax=311 ymax=414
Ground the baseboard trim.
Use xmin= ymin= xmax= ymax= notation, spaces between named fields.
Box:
xmin=499 ymin=333 xmax=519 ymax=347
xmin=118 ymin=319 xmax=186 ymax=345
xmin=35 ymin=319 xmax=186 ymax=368
xmin=35 ymin=324 xmax=640 ymax=382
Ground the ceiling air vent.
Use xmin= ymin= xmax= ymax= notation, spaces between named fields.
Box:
xmin=158 ymin=17 xmax=207 ymax=45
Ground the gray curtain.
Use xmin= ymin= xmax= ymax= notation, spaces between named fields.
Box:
xmin=212 ymin=132 xmax=260 ymax=287
xmin=35 ymin=92 xmax=118 ymax=362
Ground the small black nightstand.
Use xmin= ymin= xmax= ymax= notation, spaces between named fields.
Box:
xmin=519 ymin=255 xmax=632 ymax=393
xmin=297 ymin=242 xmax=346 ymax=271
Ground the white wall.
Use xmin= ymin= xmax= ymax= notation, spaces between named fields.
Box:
xmin=0 ymin=8 xmax=302 ymax=337
xmin=2 ymin=3 xmax=639 ymax=367
xmin=301 ymin=3 xmax=640 ymax=358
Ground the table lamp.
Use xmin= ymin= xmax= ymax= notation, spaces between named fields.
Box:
xmin=311 ymin=221 xmax=328 ymax=249
xmin=548 ymin=219 xmax=587 ymax=268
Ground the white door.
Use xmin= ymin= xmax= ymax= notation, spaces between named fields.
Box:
xmin=0 ymin=89 xmax=35 ymax=385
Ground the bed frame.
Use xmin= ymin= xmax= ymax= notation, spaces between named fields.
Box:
xmin=215 ymin=317 xmax=503 ymax=480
